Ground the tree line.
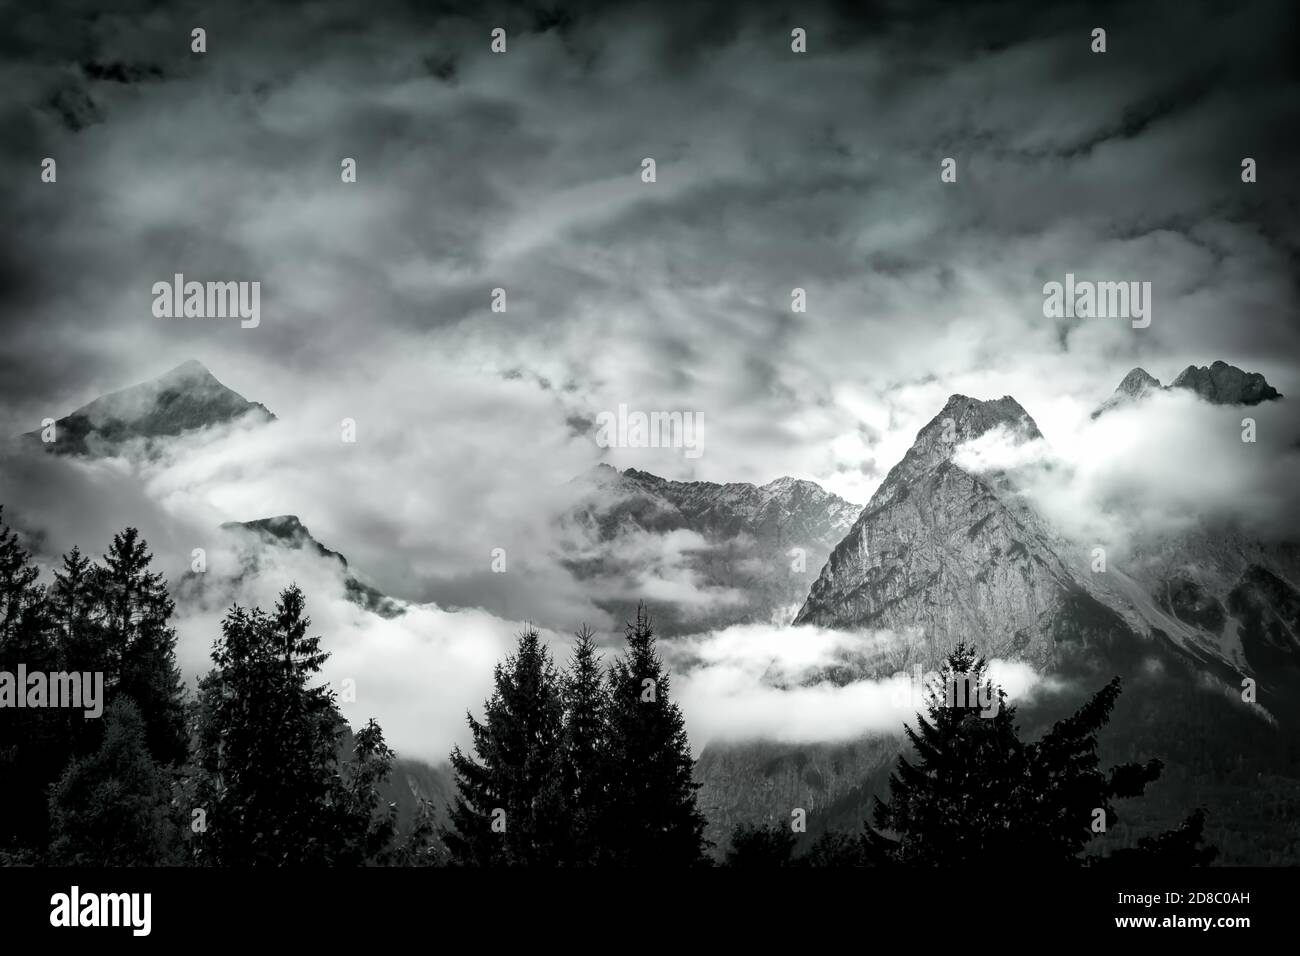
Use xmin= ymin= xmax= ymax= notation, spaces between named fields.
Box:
xmin=0 ymin=508 xmax=1215 ymax=866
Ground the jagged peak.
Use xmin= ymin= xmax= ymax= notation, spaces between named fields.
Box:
xmin=1169 ymin=361 xmax=1281 ymax=405
xmin=1117 ymin=367 xmax=1161 ymax=393
xmin=924 ymin=394 xmax=1042 ymax=442
xmin=1096 ymin=361 xmax=1282 ymax=418
xmin=226 ymin=514 xmax=307 ymax=534
xmin=862 ymin=394 xmax=1042 ymax=499
xmin=222 ymin=515 xmax=348 ymax=567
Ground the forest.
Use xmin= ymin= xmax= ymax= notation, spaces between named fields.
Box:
xmin=0 ymin=508 xmax=1215 ymax=867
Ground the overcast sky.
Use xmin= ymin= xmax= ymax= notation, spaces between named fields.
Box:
xmin=1 ymin=0 xmax=1297 ymax=758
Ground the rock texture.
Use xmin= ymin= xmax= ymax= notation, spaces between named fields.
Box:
xmin=1093 ymin=361 xmax=1281 ymax=417
xmin=1169 ymin=361 xmax=1282 ymax=405
xmin=793 ymin=394 xmax=1131 ymax=673
xmin=1091 ymin=367 xmax=1162 ymax=418
xmin=186 ymin=514 xmax=404 ymax=619
xmin=564 ymin=464 xmax=861 ymax=633
xmin=700 ymin=381 xmax=1300 ymax=859
xmin=23 ymin=359 xmax=275 ymax=456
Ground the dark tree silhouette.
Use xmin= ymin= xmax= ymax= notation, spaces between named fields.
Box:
xmin=558 ymin=624 xmax=608 ymax=866
xmin=90 ymin=529 xmax=188 ymax=765
xmin=796 ymin=830 xmax=871 ymax=867
xmin=866 ymin=643 xmax=1217 ymax=865
xmin=47 ymin=699 xmax=180 ymax=865
xmin=602 ymin=604 xmax=709 ymax=866
xmin=443 ymin=626 xmax=567 ymax=865
xmin=190 ymin=585 xmax=389 ymax=865
xmin=0 ymin=508 xmax=64 ymax=858
xmin=725 ymin=822 xmax=796 ymax=867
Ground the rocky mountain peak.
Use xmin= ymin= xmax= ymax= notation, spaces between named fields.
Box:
xmin=1118 ymin=367 xmax=1161 ymax=395
xmin=1091 ymin=367 xmax=1162 ymax=418
xmin=1169 ymin=361 xmax=1282 ymax=405
xmin=220 ymin=515 xmax=347 ymax=567
xmin=214 ymin=515 xmax=403 ymax=618
xmin=23 ymin=359 xmax=276 ymax=456
xmin=1094 ymin=361 xmax=1281 ymax=418
xmin=873 ymin=394 xmax=1042 ymax=503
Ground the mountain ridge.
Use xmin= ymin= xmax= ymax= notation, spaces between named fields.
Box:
xmin=21 ymin=359 xmax=275 ymax=456
xmin=1093 ymin=360 xmax=1281 ymax=418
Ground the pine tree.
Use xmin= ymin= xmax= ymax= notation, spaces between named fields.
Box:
xmin=50 ymin=547 xmax=95 ymax=663
xmin=867 ymin=643 xmax=1217 ymax=865
xmin=339 ymin=718 xmax=400 ymax=865
xmin=47 ymin=699 xmax=180 ymax=865
xmin=191 ymin=585 xmax=381 ymax=866
xmin=443 ymin=626 xmax=567 ymax=866
xmin=866 ymin=643 xmax=1025 ymax=865
xmin=49 ymin=547 xmax=106 ymax=757
xmin=90 ymin=529 xmax=187 ymax=764
xmin=558 ymin=624 xmax=607 ymax=865
xmin=0 ymin=507 xmax=64 ymax=856
xmin=603 ymin=603 xmax=708 ymax=866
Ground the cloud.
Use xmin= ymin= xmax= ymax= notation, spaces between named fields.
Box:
xmin=168 ymin=540 xmax=554 ymax=766
xmin=953 ymin=388 xmax=1300 ymax=556
xmin=1 ymin=0 xmax=1298 ymax=759
xmin=663 ymin=622 xmax=1050 ymax=750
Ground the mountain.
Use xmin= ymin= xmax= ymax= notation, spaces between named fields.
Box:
xmin=22 ymin=359 xmax=275 ymax=455
xmin=563 ymin=464 xmax=861 ymax=633
xmin=697 ymin=382 xmax=1300 ymax=862
xmin=792 ymin=393 xmax=1124 ymax=671
xmin=1169 ymin=361 xmax=1283 ymax=405
xmin=1091 ymin=367 xmax=1162 ymax=418
xmin=181 ymin=514 xmax=404 ymax=619
xmin=1093 ymin=361 xmax=1282 ymax=418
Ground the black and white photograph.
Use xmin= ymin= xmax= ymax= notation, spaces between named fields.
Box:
xmin=1 ymin=0 xmax=1297 ymax=938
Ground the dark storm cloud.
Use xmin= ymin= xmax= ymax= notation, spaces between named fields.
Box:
xmin=0 ymin=0 xmax=1297 ymax=621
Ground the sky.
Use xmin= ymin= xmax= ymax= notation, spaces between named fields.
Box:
xmin=1 ymin=0 xmax=1297 ymax=760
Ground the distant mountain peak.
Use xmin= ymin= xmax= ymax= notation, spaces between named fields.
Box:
xmin=221 ymin=514 xmax=347 ymax=566
xmin=218 ymin=516 xmax=403 ymax=618
xmin=1094 ymin=361 xmax=1281 ymax=418
xmin=932 ymin=394 xmax=1042 ymax=438
xmin=1092 ymin=368 xmax=1162 ymax=418
xmin=565 ymin=464 xmax=862 ymax=633
xmin=22 ymin=360 xmax=275 ymax=456
xmin=1169 ymin=361 xmax=1282 ymax=405
xmin=1118 ymin=367 xmax=1161 ymax=394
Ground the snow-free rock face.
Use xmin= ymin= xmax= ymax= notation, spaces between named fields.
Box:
xmin=23 ymin=359 xmax=275 ymax=456
xmin=1093 ymin=361 xmax=1281 ymax=417
xmin=1091 ymin=367 xmax=1162 ymax=418
xmin=702 ymin=386 xmax=1300 ymax=860
xmin=793 ymin=394 xmax=1126 ymax=672
xmin=565 ymin=464 xmax=861 ymax=633
xmin=1169 ymin=361 xmax=1282 ymax=405
xmin=191 ymin=515 xmax=404 ymax=619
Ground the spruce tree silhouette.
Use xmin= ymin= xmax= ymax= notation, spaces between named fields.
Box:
xmin=47 ymin=699 xmax=180 ymax=865
xmin=0 ymin=508 xmax=65 ymax=859
xmin=602 ymin=603 xmax=709 ymax=866
xmin=558 ymin=624 xmax=608 ymax=866
xmin=90 ymin=529 xmax=188 ymax=765
xmin=443 ymin=626 xmax=567 ymax=866
xmin=191 ymin=585 xmax=390 ymax=865
xmin=866 ymin=643 xmax=1217 ymax=865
